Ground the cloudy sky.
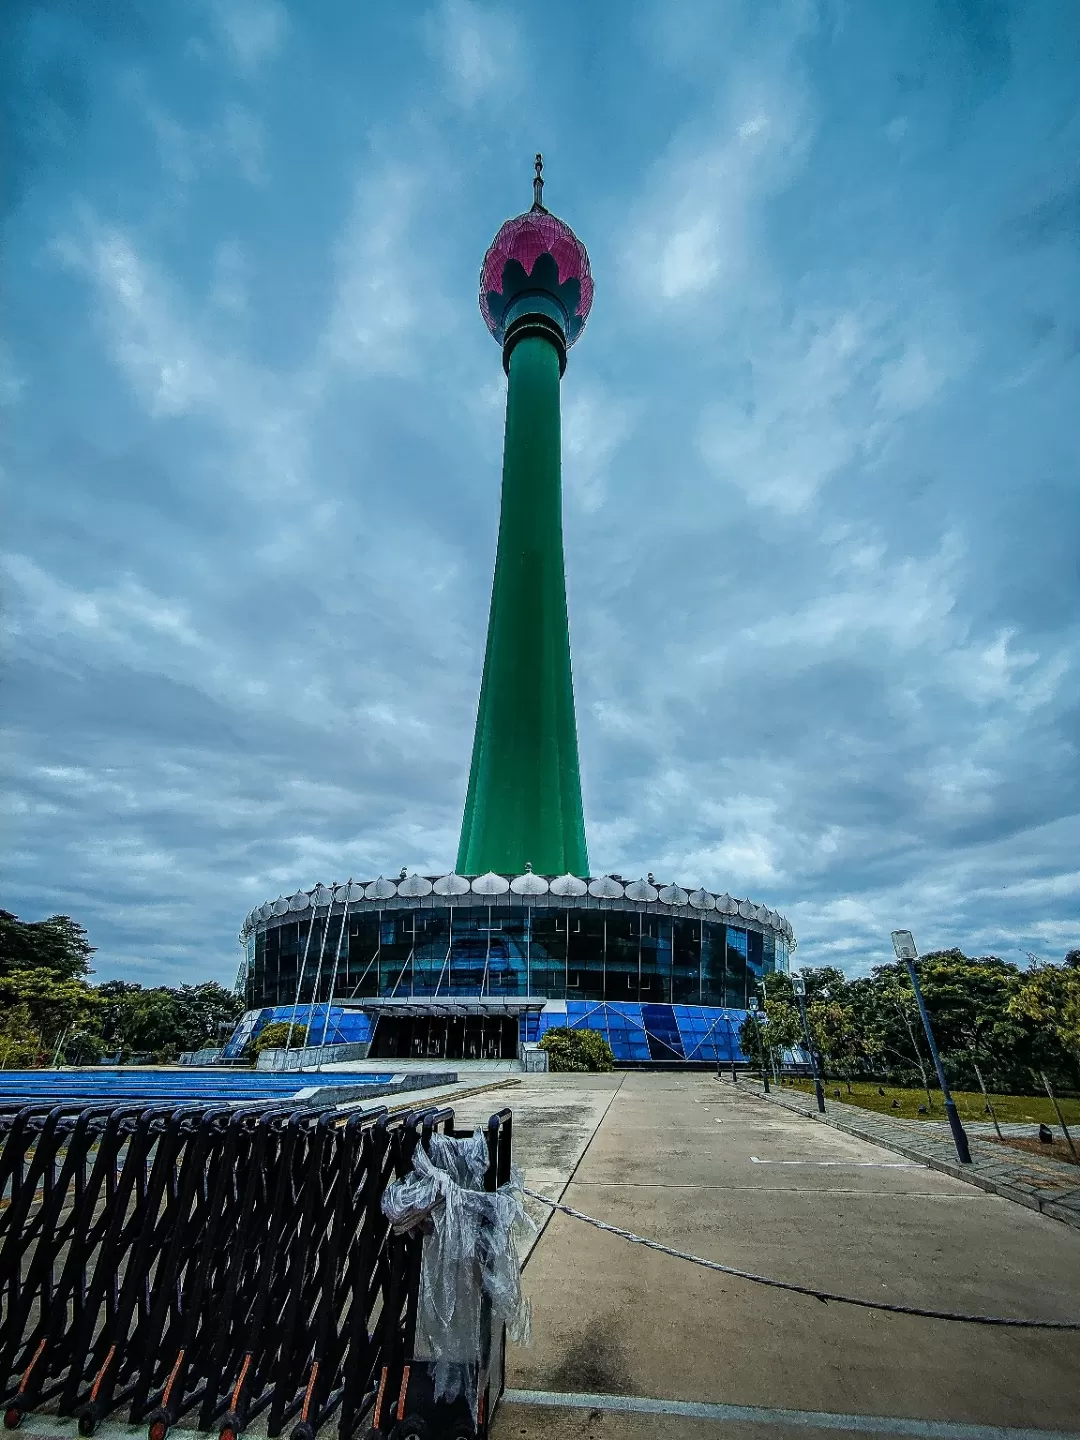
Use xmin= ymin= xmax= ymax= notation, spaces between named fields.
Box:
xmin=4 ymin=0 xmax=1078 ymax=988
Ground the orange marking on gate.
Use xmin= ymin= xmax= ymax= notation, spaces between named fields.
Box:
xmin=89 ymin=1345 xmax=116 ymax=1402
xmin=373 ymin=1368 xmax=388 ymax=1428
xmin=19 ymin=1338 xmax=47 ymax=1392
xmin=230 ymin=1353 xmax=252 ymax=1409
xmin=301 ymin=1361 xmax=319 ymax=1418
xmin=162 ymin=1349 xmax=186 ymax=1407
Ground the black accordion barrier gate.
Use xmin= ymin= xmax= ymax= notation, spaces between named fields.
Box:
xmin=0 ymin=1096 xmax=513 ymax=1440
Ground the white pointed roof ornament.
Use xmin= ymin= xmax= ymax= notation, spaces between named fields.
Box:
xmin=588 ymin=875 xmax=624 ymax=899
xmin=310 ymin=884 xmax=333 ymax=907
xmin=258 ymin=901 xmax=273 ymax=921
xmin=472 ymin=870 xmax=510 ymax=895
xmin=658 ymin=883 xmax=689 ymax=907
xmin=398 ymin=872 xmax=433 ymax=897
xmin=433 ymin=871 xmax=471 ymax=895
xmin=717 ymin=893 xmax=736 ymax=914
xmin=625 ymin=877 xmax=659 ymax=902
xmin=287 ymin=890 xmax=310 ymax=911
xmin=511 ymin=870 xmax=550 ymax=895
xmin=688 ymin=888 xmax=716 ymax=911
xmin=550 ymin=872 xmax=588 ymax=896
xmin=365 ymin=876 xmax=399 ymax=900
xmin=737 ymin=898 xmax=754 ymax=919
xmin=271 ymin=895 xmax=289 ymax=916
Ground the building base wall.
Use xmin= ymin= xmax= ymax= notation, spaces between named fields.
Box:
xmin=224 ymin=998 xmax=749 ymax=1068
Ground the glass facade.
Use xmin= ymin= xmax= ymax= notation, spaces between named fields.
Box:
xmin=525 ymin=1001 xmax=748 ymax=1065
xmin=246 ymin=902 xmax=785 ymax=1012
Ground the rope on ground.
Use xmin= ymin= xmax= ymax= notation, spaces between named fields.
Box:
xmin=522 ymin=1188 xmax=1080 ymax=1331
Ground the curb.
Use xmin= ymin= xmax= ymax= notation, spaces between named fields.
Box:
xmin=384 ymin=1074 xmax=521 ymax=1112
xmin=330 ymin=1073 xmax=522 ymax=1118
xmin=733 ymin=1080 xmax=1080 ymax=1232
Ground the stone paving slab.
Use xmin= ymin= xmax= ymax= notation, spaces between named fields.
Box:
xmin=495 ymin=1073 xmax=1080 ymax=1439
xmin=739 ymin=1079 xmax=1080 ymax=1229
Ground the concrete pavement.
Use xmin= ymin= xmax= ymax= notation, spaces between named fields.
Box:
xmin=451 ymin=1071 xmax=626 ymax=1246
xmin=487 ymin=1072 xmax=1080 ymax=1438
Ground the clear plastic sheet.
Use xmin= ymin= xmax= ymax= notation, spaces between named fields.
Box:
xmin=381 ymin=1130 xmax=536 ymax=1417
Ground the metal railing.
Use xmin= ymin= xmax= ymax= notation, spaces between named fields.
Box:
xmin=0 ymin=1097 xmax=511 ymax=1440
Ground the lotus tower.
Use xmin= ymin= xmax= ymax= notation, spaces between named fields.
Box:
xmin=457 ymin=156 xmax=593 ymax=879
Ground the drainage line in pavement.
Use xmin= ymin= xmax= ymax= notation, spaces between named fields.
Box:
xmin=504 ymin=1388 xmax=1080 ymax=1440
xmin=521 ymin=1071 xmax=627 ymax=1271
xmin=523 ymin=1189 xmax=1080 ymax=1330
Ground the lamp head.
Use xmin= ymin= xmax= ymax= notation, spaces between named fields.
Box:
xmin=891 ymin=930 xmax=918 ymax=963
xmin=748 ymin=996 xmax=759 ymax=1013
xmin=791 ymin=973 xmax=806 ymax=999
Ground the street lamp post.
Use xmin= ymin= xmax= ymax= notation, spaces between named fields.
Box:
xmin=727 ymin=1012 xmax=738 ymax=1082
xmin=749 ymin=996 xmax=769 ymax=1093
xmin=791 ymin=974 xmax=826 ymax=1113
xmin=891 ymin=930 xmax=971 ymax=1165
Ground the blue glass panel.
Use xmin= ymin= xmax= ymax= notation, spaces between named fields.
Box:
xmin=641 ymin=1003 xmax=684 ymax=1060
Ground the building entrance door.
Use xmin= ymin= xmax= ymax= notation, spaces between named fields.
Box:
xmin=369 ymin=1014 xmax=519 ymax=1061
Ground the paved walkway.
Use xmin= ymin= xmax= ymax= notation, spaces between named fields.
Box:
xmin=489 ymin=1072 xmax=1080 ymax=1439
xmin=745 ymin=1078 xmax=1080 ymax=1229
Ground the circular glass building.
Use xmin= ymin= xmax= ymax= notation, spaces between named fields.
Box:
xmin=231 ymin=872 xmax=793 ymax=1064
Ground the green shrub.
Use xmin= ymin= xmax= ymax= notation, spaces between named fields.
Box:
xmin=539 ymin=1026 xmax=615 ymax=1072
xmin=251 ymin=1020 xmax=308 ymax=1057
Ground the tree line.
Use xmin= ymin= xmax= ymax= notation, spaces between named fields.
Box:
xmin=0 ymin=909 xmax=243 ymax=1066
xmin=742 ymin=948 xmax=1080 ymax=1096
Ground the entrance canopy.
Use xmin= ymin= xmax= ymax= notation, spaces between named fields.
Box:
xmin=355 ymin=996 xmax=547 ymax=1020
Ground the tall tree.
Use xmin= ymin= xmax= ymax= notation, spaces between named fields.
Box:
xmin=0 ymin=912 xmax=95 ymax=980
xmin=0 ymin=969 xmax=102 ymax=1057
xmin=1008 ymin=958 xmax=1080 ymax=1087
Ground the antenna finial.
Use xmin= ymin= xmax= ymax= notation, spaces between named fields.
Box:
xmin=532 ymin=153 xmax=545 ymax=211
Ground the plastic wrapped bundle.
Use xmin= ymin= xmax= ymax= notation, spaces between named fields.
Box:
xmin=381 ymin=1131 xmax=536 ymax=1417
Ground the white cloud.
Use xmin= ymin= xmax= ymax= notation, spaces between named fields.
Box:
xmin=877 ymin=341 xmax=948 ymax=416
xmin=886 ymin=115 xmax=909 ymax=144
xmin=0 ymin=343 xmax=25 ymax=406
xmin=127 ymin=73 xmax=269 ymax=188
xmin=2 ymin=555 xmax=208 ymax=655
xmin=698 ymin=300 xmax=968 ymax=514
xmin=142 ymin=100 xmax=199 ymax=183
xmin=51 ymin=217 xmax=309 ymax=499
xmin=699 ymin=308 xmax=873 ymax=513
xmin=563 ymin=385 xmax=632 ymax=513
xmin=422 ymin=0 xmax=520 ymax=108
xmin=210 ymin=239 xmax=249 ymax=313
xmin=209 ymin=0 xmax=288 ymax=75
xmin=743 ymin=530 xmax=963 ymax=656
xmin=316 ymin=164 xmax=445 ymax=379
xmin=217 ymin=104 xmax=267 ymax=185
xmin=623 ymin=68 xmax=810 ymax=308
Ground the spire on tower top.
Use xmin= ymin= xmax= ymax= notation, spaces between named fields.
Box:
xmin=532 ymin=152 xmax=546 ymax=211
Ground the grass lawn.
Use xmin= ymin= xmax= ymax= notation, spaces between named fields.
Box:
xmin=776 ymin=1076 xmax=1080 ymax=1127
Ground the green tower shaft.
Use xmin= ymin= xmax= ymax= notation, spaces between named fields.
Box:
xmin=457 ymin=331 xmax=589 ymax=876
